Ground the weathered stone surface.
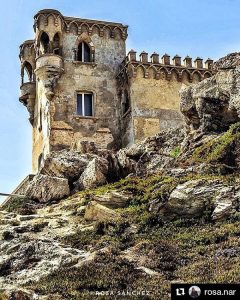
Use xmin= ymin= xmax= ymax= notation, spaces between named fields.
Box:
xmin=72 ymin=140 xmax=98 ymax=154
xmin=116 ymin=149 xmax=137 ymax=176
xmin=75 ymin=157 xmax=109 ymax=190
xmin=93 ymin=191 xmax=132 ymax=209
xmin=84 ymin=201 xmax=118 ymax=221
xmin=26 ymin=174 xmax=70 ymax=202
xmin=0 ymin=204 xmax=94 ymax=296
xmin=180 ymin=67 xmax=240 ymax=135
xmin=125 ymin=142 xmax=146 ymax=158
xmin=134 ymin=127 xmax=185 ymax=175
xmin=213 ymin=52 xmax=240 ymax=70
xmin=40 ymin=150 xmax=92 ymax=182
xmin=0 ymin=235 xmax=91 ymax=292
xmin=17 ymin=215 xmax=39 ymax=222
xmin=212 ymin=187 xmax=239 ymax=220
xmin=158 ymin=179 xmax=224 ymax=219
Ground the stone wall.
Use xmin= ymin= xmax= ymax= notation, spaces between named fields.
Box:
xmin=117 ymin=52 xmax=214 ymax=145
xmin=50 ymin=31 xmax=126 ymax=151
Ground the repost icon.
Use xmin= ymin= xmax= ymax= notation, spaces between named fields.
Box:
xmin=176 ymin=288 xmax=185 ymax=296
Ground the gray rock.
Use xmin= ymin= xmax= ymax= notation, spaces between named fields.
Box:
xmin=213 ymin=52 xmax=240 ymax=70
xmin=159 ymin=179 xmax=224 ymax=219
xmin=93 ymin=191 xmax=132 ymax=209
xmin=167 ymin=167 xmax=195 ymax=177
xmin=0 ymin=238 xmax=92 ymax=287
xmin=216 ymin=247 xmax=240 ymax=258
xmin=26 ymin=174 xmax=70 ymax=202
xmin=40 ymin=150 xmax=92 ymax=182
xmin=17 ymin=215 xmax=39 ymax=222
xmin=84 ymin=201 xmax=118 ymax=221
xmin=75 ymin=157 xmax=109 ymax=190
xmin=116 ymin=149 xmax=136 ymax=176
xmin=212 ymin=187 xmax=239 ymax=220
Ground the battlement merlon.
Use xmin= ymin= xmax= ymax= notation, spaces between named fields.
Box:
xmin=33 ymin=9 xmax=128 ymax=40
xmin=117 ymin=50 xmax=215 ymax=83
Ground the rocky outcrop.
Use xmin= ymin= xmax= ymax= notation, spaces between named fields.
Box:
xmin=180 ymin=68 xmax=240 ymax=136
xmin=180 ymin=53 xmax=240 ymax=144
xmin=213 ymin=52 xmax=240 ymax=70
xmin=25 ymin=174 xmax=70 ymax=202
xmin=154 ymin=179 xmax=240 ymax=220
xmin=179 ymin=54 xmax=240 ymax=174
xmin=0 ymin=202 xmax=94 ymax=298
xmin=126 ymin=127 xmax=185 ymax=176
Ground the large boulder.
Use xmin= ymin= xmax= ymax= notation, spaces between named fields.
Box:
xmin=26 ymin=174 xmax=70 ymax=202
xmin=75 ymin=157 xmax=109 ymax=191
xmin=40 ymin=150 xmax=93 ymax=182
xmin=158 ymin=179 xmax=224 ymax=219
xmin=84 ymin=201 xmax=118 ymax=221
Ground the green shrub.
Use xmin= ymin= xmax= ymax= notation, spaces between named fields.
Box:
xmin=170 ymin=146 xmax=181 ymax=158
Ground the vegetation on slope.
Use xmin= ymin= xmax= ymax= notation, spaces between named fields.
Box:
xmin=190 ymin=122 xmax=240 ymax=165
xmin=24 ymin=174 xmax=240 ymax=300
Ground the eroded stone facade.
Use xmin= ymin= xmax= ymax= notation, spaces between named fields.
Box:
xmin=19 ymin=9 xmax=214 ymax=173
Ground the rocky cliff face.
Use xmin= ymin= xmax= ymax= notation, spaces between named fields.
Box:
xmin=0 ymin=53 xmax=240 ymax=300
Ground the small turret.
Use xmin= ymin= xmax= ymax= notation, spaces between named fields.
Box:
xmin=194 ymin=57 xmax=203 ymax=69
xmin=183 ymin=56 xmax=192 ymax=68
xmin=128 ymin=49 xmax=137 ymax=61
xmin=151 ymin=52 xmax=159 ymax=64
xmin=205 ymin=58 xmax=214 ymax=69
xmin=140 ymin=51 xmax=148 ymax=63
xmin=172 ymin=55 xmax=181 ymax=66
xmin=162 ymin=53 xmax=170 ymax=65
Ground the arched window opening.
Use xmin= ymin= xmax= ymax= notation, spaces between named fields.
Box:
xmin=53 ymin=33 xmax=61 ymax=55
xmin=40 ymin=32 xmax=50 ymax=54
xmin=122 ymin=90 xmax=130 ymax=115
xmin=21 ymin=61 xmax=33 ymax=85
xmin=77 ymin=42 xmax=91 ymax=62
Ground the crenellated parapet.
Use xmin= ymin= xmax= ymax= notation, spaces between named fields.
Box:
xmin=117 ymin=50 xmax=215 ymax=86
xmin=34 ymin=9 xmax=128 ymax=41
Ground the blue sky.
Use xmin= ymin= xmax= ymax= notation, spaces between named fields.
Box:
xmin=0 ymin=0 xmax=240 ymax=199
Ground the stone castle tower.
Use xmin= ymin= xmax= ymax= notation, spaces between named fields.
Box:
xmin=19 ymin=9 xmax=214 ymax=173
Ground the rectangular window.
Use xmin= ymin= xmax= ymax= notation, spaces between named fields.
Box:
xmin=77 ymin=93 xmax=93 ymax=116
